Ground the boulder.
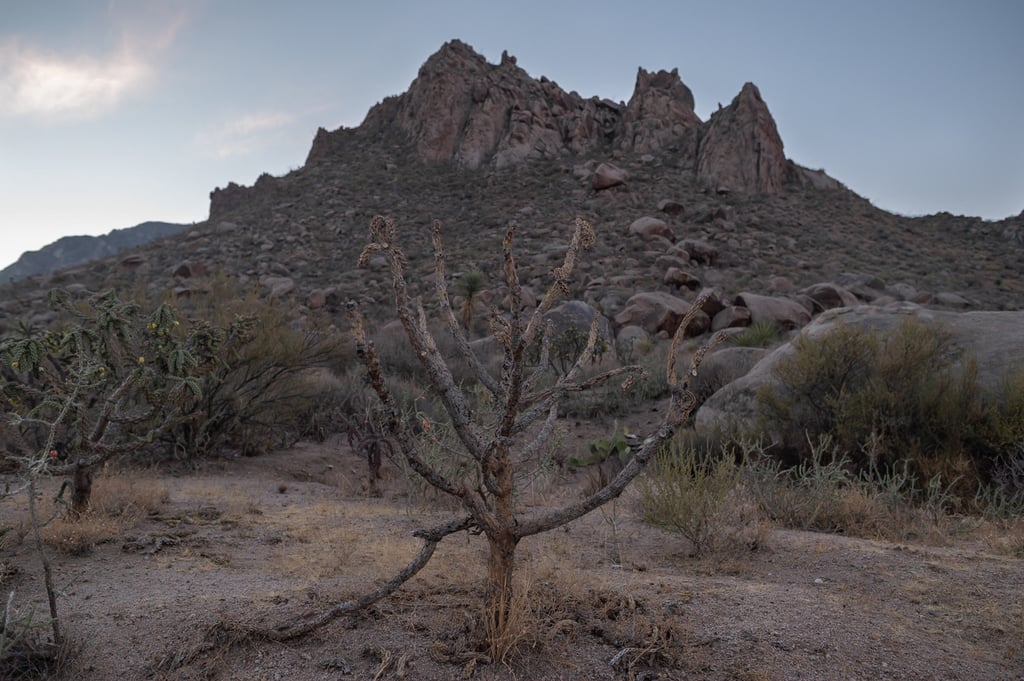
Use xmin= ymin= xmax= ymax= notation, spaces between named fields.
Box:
xmin=615 ymin=291 xmax=691 ymax=336
xmin=615 ymin=325 xmax=651 ymax=355
xmin=696 ymin=287 xmax=732 ymax=319
xmin=543 ymin=300 xmax=617 ymax=368
xmin=307 ymin=288 xmax=327 ymax=310
xmin=691 ymin=346 xmax=768 ymax=403
xmin=261 ymin=276 xmax=295 ymax=299
xmin=935 ymin=292 xmax=972 ymax=309
xmin=799 ymin=282 xmax=859 ymax=312
xmin=658 ymin=199 xmax=685 ymax=215
xmin=664 ymin=267 xmax=701 ymax=290
xmin=543 ymin=300 xmax=614 ymax=344
xmin=833 ymin=273 xmax=887 ymax=302
xmin=681 ymin=239 xmax=718 ymax=266
xmin=592 ymin=162 xmax=628 ymax=190
xmin=711 ymin=305 xmax=752 ymax=331
xmin=889 ymin=283 xmax=921 ymax=301
xmin=711 ymin=206 xmax=737 ymax=222
xmin=629 ymin=216 xmax=675 ymax=242
xmin=696 ymin=304 xmax=1024 ymax=434
xmin=734 ymin=292 xmax=811 ymax=329
xmin=655 ymin=255 xmax=689 ymax=270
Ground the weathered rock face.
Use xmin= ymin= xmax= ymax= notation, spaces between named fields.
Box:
xmin=304 ymin=40 xmax=804 ymax=196
xmin=697 ymin=83 xmax=787 ymax=193
xmin=347 ymin=40 xmax=621 ymax=170
xmin=618 ymin=68 xmax=701 ymax=153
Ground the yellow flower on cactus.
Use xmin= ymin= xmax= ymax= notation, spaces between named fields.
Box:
xmin=10 ymin=361 xmax=18 ymax=369
xmin=138 ymin=356 xmax=145 ymax=365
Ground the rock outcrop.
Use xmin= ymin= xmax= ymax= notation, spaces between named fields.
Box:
xmin=302 ymin=40 xmax=813 ymax=197
xmin=618 ymin=68 xmax=701 ymax=153
xmin=339 ymin=40 xmax=621 ymax=170
xmin=697 ymin=83 xmax=787 ymax=193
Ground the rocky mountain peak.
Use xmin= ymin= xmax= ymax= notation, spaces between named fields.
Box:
xmin=620 ymin=67 xmax=702 ymax=153
xmin=697 ymin=82 xmax=787 ymax=193
xmin=290 ymin=41 xmax=820 ymax=203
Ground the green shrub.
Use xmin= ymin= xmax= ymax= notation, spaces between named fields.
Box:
xmin=730 ymin=321 xmax=782 ymax=348
xmin=639 ymin=436 xmax=740 ymax=556
xmin=162 ymin=283 xmax=351 ymax=459
xmin=757 ymin=318 xmax=1022 ymax=498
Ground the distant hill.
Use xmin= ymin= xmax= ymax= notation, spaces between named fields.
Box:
xmin=0 ymin=221 xmax=189 ymax=282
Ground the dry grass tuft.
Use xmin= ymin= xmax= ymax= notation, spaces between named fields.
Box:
xmin=979 ymin=517 xmax=1024 ymax=558
xmin=483 ymin=577 xmax=535 ymax=664
xmin=90 ymin=468 xmax=169 ymax=520
xmin=41 ymin=514 xmax=119 ymax=556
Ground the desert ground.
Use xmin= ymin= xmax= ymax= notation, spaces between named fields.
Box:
xmin=2 ymin=428 xmax=1022 ymax=681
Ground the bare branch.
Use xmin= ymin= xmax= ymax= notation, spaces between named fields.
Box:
xmin=359 ymin=217 xmax=489 ymax=461
xmin=514 ymin=365 xmax=643 ymax=437
xmin=515 ymin=425 xmax=672 ymax=539
xmin=521 ymin=218 xmax=595 ymax=348
xmin=520 ymin=403 xmax=558 ymax=462
xmin=430 ymin=220 xmax=502 ymax=397
xmin=266 ymin=516 xmax=474 ymax=640
xmin=347 ymin=303 xmax=465 ymax=499
xmin=516 ymin=317 xmax=729 ymax=539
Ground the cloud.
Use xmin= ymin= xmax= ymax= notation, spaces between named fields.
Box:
xmin=0 ymin=7 xmax=186 ymax=120
xmin=0 ymin=42 xmax=151 ymax=119
xmin=196 ymin=113 xmax=297 ymax=158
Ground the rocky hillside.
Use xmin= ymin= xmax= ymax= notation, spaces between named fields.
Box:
xmin=0 ymin=221 xmax=188 ymax=283
xmin=0 ymin=40 xmax=1021 ymax=333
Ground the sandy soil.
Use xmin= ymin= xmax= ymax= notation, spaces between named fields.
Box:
xmin=2 ymin=437 xmax=1022 ymax=681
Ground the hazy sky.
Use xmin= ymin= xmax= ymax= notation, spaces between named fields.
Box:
xmin=1 ymin=1 xmax=1022 ymax=270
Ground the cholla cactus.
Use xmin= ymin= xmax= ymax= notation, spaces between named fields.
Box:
xmin=0 ymin=289 xmax=233 ymax=514
xmin=267 ymin=215 xmax=727 ymax=649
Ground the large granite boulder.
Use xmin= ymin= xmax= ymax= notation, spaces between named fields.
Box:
xmin=734 ymin=292 xmax=811 ymax=329
xmin=695 ymin=304 xmax=1024 ymax=434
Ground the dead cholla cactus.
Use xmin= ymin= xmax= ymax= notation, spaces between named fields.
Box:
xmin=271 ymin=215 xmax=725 ymax=646
xmin=345 ymin=409 xmax=394 ymax=497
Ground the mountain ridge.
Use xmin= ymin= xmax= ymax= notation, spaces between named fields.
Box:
xmin=1 ymin=221 xmax=190 ymax=283
xmin=0 ymin=40 xmax=1021 ymax=333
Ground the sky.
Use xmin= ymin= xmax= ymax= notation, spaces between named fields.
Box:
xmin=1 ymin=1 xmax=1022 ymax=271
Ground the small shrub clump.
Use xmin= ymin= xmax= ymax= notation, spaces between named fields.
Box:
xmin=638 ymin=437 xmax=741 ymax=556
xmin=730 ymin=320 xmax=782 ymax=348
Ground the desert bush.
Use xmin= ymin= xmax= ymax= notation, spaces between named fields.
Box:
xmin=731 ymin=320 xmax=782 ymax=348
xmin=757 ymin=318 xmax=1024 ymax=499
xmin=88 ymin=468 xmax=169 ymax=520
xmin=639 ymin=436 xmax=741 ymax=556
xmin=163 ymin=284 xmax=351 ymax=459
